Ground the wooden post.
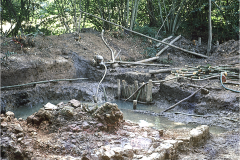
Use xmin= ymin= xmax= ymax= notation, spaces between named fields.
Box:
xmin=122 ymin=80 xmax=127 ymax=98
xmin=117 ymin=79 xmax=121 ymax=100
xmin=146 ymin=79 xmax=153 ymax=103
xmin=134 ymin=80 xmax=138 ymax=99
xmin=216 ymin=41 xmax=219 ymax=48
xmin=133 ymin=100 xmax=137 ymax=110
xmin=198 ymin=37 xmax=201 ymax=46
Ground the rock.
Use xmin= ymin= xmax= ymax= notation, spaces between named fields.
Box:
xmin=123 ymin=144 xmax=133 ymax=158
xmin=32 ymin=116 xmax=41 ymax=125
xmin=14 ymin=124 xmax=23 ymax=133
xmin=61 ymin=106 xmax=75 ymax=117
xmin=82 ymin=121 xmax=90 ymax=129
xmin=149 ymin=152 xmax=165 ymax=160
xmin=155 ymin=140 xmax=179 ymax=159
xmin=6 ymin=111 xmax=15 ymax=118
xmin=190 ymin=125 xmax=209 ymax=146
xmin=1 ymin=122 xmax=8 ymax=128
xmin=44 ymin=102 xmax=58 ymax=110
xmin=93 ymin=102 xmax=123 ymax=131
xmin=27 ymin=115 xmax=34 ymax=124
xmin=69 ymin=99 xmax=81 ymax=108
xmin=16 ymin=133 xmax=24 ymax=138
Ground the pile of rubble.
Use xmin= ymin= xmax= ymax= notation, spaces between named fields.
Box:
xmin=1 ymin=100 xmax=210 ymax=160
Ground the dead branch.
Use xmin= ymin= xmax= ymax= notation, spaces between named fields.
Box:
xmin=101 ymin=30 xmax=115 ymax=62
xmin=80 ymin=10 xmax=208 ymax=58
xmin=135 ymin=56 xmax=159 ymax=63
xmin=156 ymin=35 xmax=181 ymax=56
xmin=149 ymin=69 xmax=172 ymax=74
xmin=156 ymin=36 xmax=173 ymax=47
xmin=105 ymin=61 xmax=170 ymax=67
xmin=161 ymin=82 xmax=210 ymax=113
xmin=125 ymin=82 xmax=148 ymax=101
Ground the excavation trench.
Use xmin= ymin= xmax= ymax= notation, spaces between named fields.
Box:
xmin=1 ymin=52 xmax=234 ymax=134
xmin=1 ymin=54 xmax=239 ymax=159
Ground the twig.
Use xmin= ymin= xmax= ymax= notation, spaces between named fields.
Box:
xmin=161 ymin=82 xmax=210 ymax=113
xmin=80 ymin=10 xmax=208 ymax=58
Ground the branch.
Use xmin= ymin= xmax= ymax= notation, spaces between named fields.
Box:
xmin=80 ymin=10 xmax=208 ymax=58
xmin=156 ymin=35 xmax=181 ymax=56
xmin=125 ymin=82 xmax=148 ymax=101
xmin=161 ymin=82 xmax=210 ymax=113
xmin=101 ymin=30 xmax=115 ymax=62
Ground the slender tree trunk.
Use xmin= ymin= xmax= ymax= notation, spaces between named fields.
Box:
xmin=158 ymin=0 xmax=166 ymax=32
xmin=78 ymin=0 xmax=82 ymax=32
xmin=130 ymin=0 xmax=138 ymax=30
xmin=126 ymin=0 xmax=130 ymax=27
xmin=207 ymin=0 xmax=212 ymax=56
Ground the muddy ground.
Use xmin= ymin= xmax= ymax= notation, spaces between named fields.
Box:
xmin=1 ymin=30 xmax=239 ymax=159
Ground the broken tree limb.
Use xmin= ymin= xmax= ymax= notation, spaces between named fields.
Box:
xmin=156 ymin=36 xmax=173 ymax=47
xmin=80 ymin=10 xmax=208 ymax=58
xmin=149 ymin=69 xmax=172 ymax=74
xmin=101 ymin=30 xmax=115 ymax=62
xmin=105 ymin=61 xmax=170 ymax=67
xmin=135 ymin=56 xmax=159 ymax=63
xmin=125 ymin=82 xmax=148 ymax=101
xmin=156 ymin=35 xmax=181 ymax=56
xmin=161 ymin=82 xmax=210 ymax=113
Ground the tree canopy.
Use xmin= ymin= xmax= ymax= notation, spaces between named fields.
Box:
xmin=1 ymin=0 xmax=239 ymax=42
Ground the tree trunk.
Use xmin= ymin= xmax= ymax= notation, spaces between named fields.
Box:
xmin=207 ymin=0 xmax=212 ymax=56
xmin=126 ymin=0 xmax=130 ymax=27
xmin=147 ymin=0 xmax=157 ymax=27
xmin=130 ymin=0 xmax=138 ymax=30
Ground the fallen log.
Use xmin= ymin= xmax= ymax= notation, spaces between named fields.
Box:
xmin=156 ymin=35 xmax=181 ymax=56
xmin=135 ymin=56 xmax=159 ymax=63
xmin=149 ymin=69 xmax=172 ymax=74
xmin=156 ymin=36 xmax=173 ymax=47
xmin=105 ymin=61 xmax=170 ymax=67
xmin=161 ymin=82 xmax=210 ymax=113
xmin=80 ymin=10 xmax=208 ymax=58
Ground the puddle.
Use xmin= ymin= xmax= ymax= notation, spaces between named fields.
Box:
xmin=11 ymin=100 xmax=227 ymax=134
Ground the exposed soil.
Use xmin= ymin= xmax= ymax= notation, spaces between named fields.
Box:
xmin=1 ymin=30 xmax=239 ymax=159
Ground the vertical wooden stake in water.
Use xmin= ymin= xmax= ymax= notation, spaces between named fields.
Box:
xmin=134 ymin=80 xmax=138 ymax=99
xmin=133 ymin=100 xmax=137 ymax=110
xmin=146 ymin=79 xmax=152 ymax=103
xmin=122 ymin=80 xmax=127 ymax=98
xmin=198 ymin=37 xmax=201 ymax=46
xmin=117 ymin=79 xmax=121 ymax=100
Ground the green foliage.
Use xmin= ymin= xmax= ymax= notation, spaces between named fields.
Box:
xmin=1 ymin=0 xmax=238 ymax=43
xmin=141 ymin=46 xmax=158 ymax=58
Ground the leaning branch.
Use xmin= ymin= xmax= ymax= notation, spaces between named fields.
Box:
xmin=156 ymin=35 xmax=181 ymax=56
xmin=101 ymin=30 xmax=115 ymax=62
xmin=125 ymin=82 xmax=148 ymax=101
xmin=161 ymin=82 xmax=210 ymax=113
xmin=80 ymin=10 xmax=208 ymax=58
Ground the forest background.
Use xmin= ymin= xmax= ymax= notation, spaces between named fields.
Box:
xmin=1 ymin=0 xmax=239 ymax=45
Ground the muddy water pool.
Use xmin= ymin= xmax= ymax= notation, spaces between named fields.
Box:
xmin=12 ymin=100 xmax=227 ymax=134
